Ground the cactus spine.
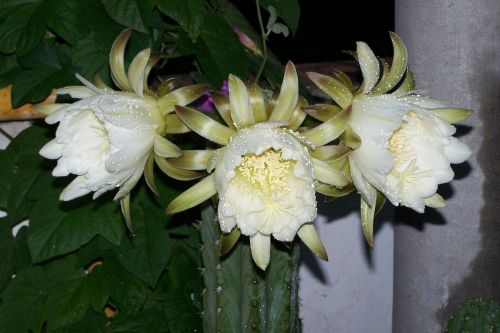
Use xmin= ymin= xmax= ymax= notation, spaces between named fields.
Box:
xmin=200 ymin=203 xmax=301 ymax=332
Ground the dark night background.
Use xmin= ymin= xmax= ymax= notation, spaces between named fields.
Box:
xmin=235 ymin=0 xmax=395 ymax=63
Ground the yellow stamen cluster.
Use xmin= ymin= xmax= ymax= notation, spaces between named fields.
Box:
xmin=387 ymin=111 xmax=418 ymax=167
xmin=388 ymin=111 xmax=432 ymax=192
xmin=235 ymin=149 xmax=296 ymax=196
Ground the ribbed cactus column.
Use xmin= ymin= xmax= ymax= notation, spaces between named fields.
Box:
xmin=200 ymin=203 xmax=221 ymax=333
xmin=200 ymin=203 xmax=301 ymax=333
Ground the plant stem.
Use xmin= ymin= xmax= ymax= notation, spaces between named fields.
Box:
xmin=289 ymin=242 xmax=301 ymax=332
xmin=0 ymin=127 xmax=13 ymax=141
xmin=200 ymin=202 xmax=302 ymax=332
xmin=265 ymin=241 xmax=298 ymax=332
xmin=200 ymin=203 xmax=220 ymax=333
xmin=254 ymin=0 xmax=268 ymax=84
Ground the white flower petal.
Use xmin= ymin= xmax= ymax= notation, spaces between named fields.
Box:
xmin=113 ymin=157 xmax=149 ymax=200
xmin=250 ymin=233 xmax=271 ymax=270
xmin=96 ymin=93 xmax=161 ymax=131
xmin=349 ymin=158 xmax=373 ymax=203
xmin=214 ymin=124 xmax=317 ymax=241
xmin=106 ymin=128 xmax=155 ymax=173
xmin=57 ymin=86 xmax=99 ymax=99
xmin=60 ymin=176 xmax=91 ymax=201
xmin=39 ymin=140 xmax=63 ymax=159
xmin=444 ymin=137 xmax=471 ymax=164
xmin=41 ymin=89 xmax=159 ymax=201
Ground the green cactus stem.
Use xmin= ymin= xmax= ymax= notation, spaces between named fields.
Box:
xmin=200 ymin=203 xmax=221 ymax=333
xmin=200 ymin=203 xmax=302 ymax=332
xmin=446 ymin=298 xmax=499 ymax=333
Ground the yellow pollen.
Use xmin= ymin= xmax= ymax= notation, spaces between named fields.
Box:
xmin=387 ymin=111 xmax=432 ymax=190
xmin=235 ymin=149 xmax=295 ymax=195
xmin=388 ymin=111 xmax=419 ymax=166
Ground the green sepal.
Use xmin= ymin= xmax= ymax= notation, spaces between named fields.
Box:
xmin=306 ymin=71 xmax=353 ymax=109
xmin=315 ymin=181 xmax=355 ymax=198
xmin=372 ymin=32 xmax=408 ymax=94
xmin=297 ymin=224 xmax=328 ymax=261
xmin=394 ymin=70 xmax=416 ymax=94
xmin=166 ymin=175 xmax=216 ymax=214
xmin=303 ymin=107 xmax=351 ymax=147
xmin=120 ymin=193 xmax=133 ymax=233
xmin=302 ymin=103 xmax=342 ymax=122
xmin=360 ymin=185 xmax=378 ymax=247
xmin=430 ymin=108 xmax=472 ymax=124
xmin=331 ymin=69 xmax=354 ymax=92
xmin=155 ymin=155 xmax=203 ymax=181
xmin=220 ymin=228 xmax=241 ymax=256
xmin=342 ymin=125 xmax=361 ymax=149
xmin=157 ymin=78 xmax=177 ymax=97
xmin=424 ymin=193 xmax=447 ymax=208
xmin=144 ymin=153 xmax=159 ymax=195
xmin=309 ymin=144 xmax=351 ymax=162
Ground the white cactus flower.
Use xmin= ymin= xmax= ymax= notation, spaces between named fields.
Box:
xmin=214 ymin=124 xmax=317 ymax=267
xmin=38 ymin=29 xmax=207 ymax=227
xmin=167 ymin=62 xmax=351 ymax=270
xmin=306 ymin=33 xmax=472 ymax=245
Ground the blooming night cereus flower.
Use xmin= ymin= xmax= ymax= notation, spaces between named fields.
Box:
xmin=166 ymin=62 xmax=350 ymax=270
xmin=305 ymin=32 xmax=471 ymax=245
xmin=38 ymin=29 xmax=206 ymax=226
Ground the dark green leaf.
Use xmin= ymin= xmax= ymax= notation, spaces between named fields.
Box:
xmin=79 ymin=0 xmax=124 ymax=54
xmin=0 ymin=53 xmax=17 ymax=76
xmin=0 ymin=125 xmax=49 ymax=226
xmin=0 ymin=224 xmax=30 ymax=294
xmin=104 ymin=0 xmax=155 ymax=34
xmin=44 ymin=256 xmax=89 ymax=331
xmin=113 ymin=187 xmax=173 ymax=287
xmin=164 ymin=242 xmax=203 ymax=333
xmin=177 ymin=29 xmax=195 ymax=56
xmin=85 ymin=264 xmax=109 ymax=313
xmin=0 ymin=267 xmax=47 ymax=333
xmin=0 ymin=67 xmax=22 ymax=89
xmin=157 ymin=0 xmax=206 ymax=41
xmin=194 ymin=12 xmax=250 ymax=86
xmin=45 ymin=0 xmax=89 ymax=45
xmin=18 ymin=38 xmax=62 ymax=69
xmin=71 ymin=33 xmax=108 ymax=79
xmin=108 ymin=308 xmax=167 ymax=333
xmin=260 ymin=0 xmax=300 ymax=34
xmin=0 ymin=0 xmax=41 ymax=11
xmin=102 ymin=255 xmax=147 ymax=314
xmin=0 ymin=1 xmax=46 ymax=55
xmin=53 ymin=310 xmax=106 ymax=333
xmin=27 ymin=182 xmax=126 ymax=262
xmin=11 ymin=64 xmax=76 ymax=106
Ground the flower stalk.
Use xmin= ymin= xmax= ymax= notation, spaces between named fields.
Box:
xmin=254 ymin=0 xmax=268 ymax=84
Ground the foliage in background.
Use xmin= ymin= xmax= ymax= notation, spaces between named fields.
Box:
xmin=0 ymin=0 xmax=299 ymax=107
xmin=0 ymin=0 xmax=299 ymax=332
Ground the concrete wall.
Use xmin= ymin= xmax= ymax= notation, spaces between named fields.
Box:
xmin=300 ymin=198 xmax=394 ymax=333
xmin=394 ymin=0 xmax=500 ymax=332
